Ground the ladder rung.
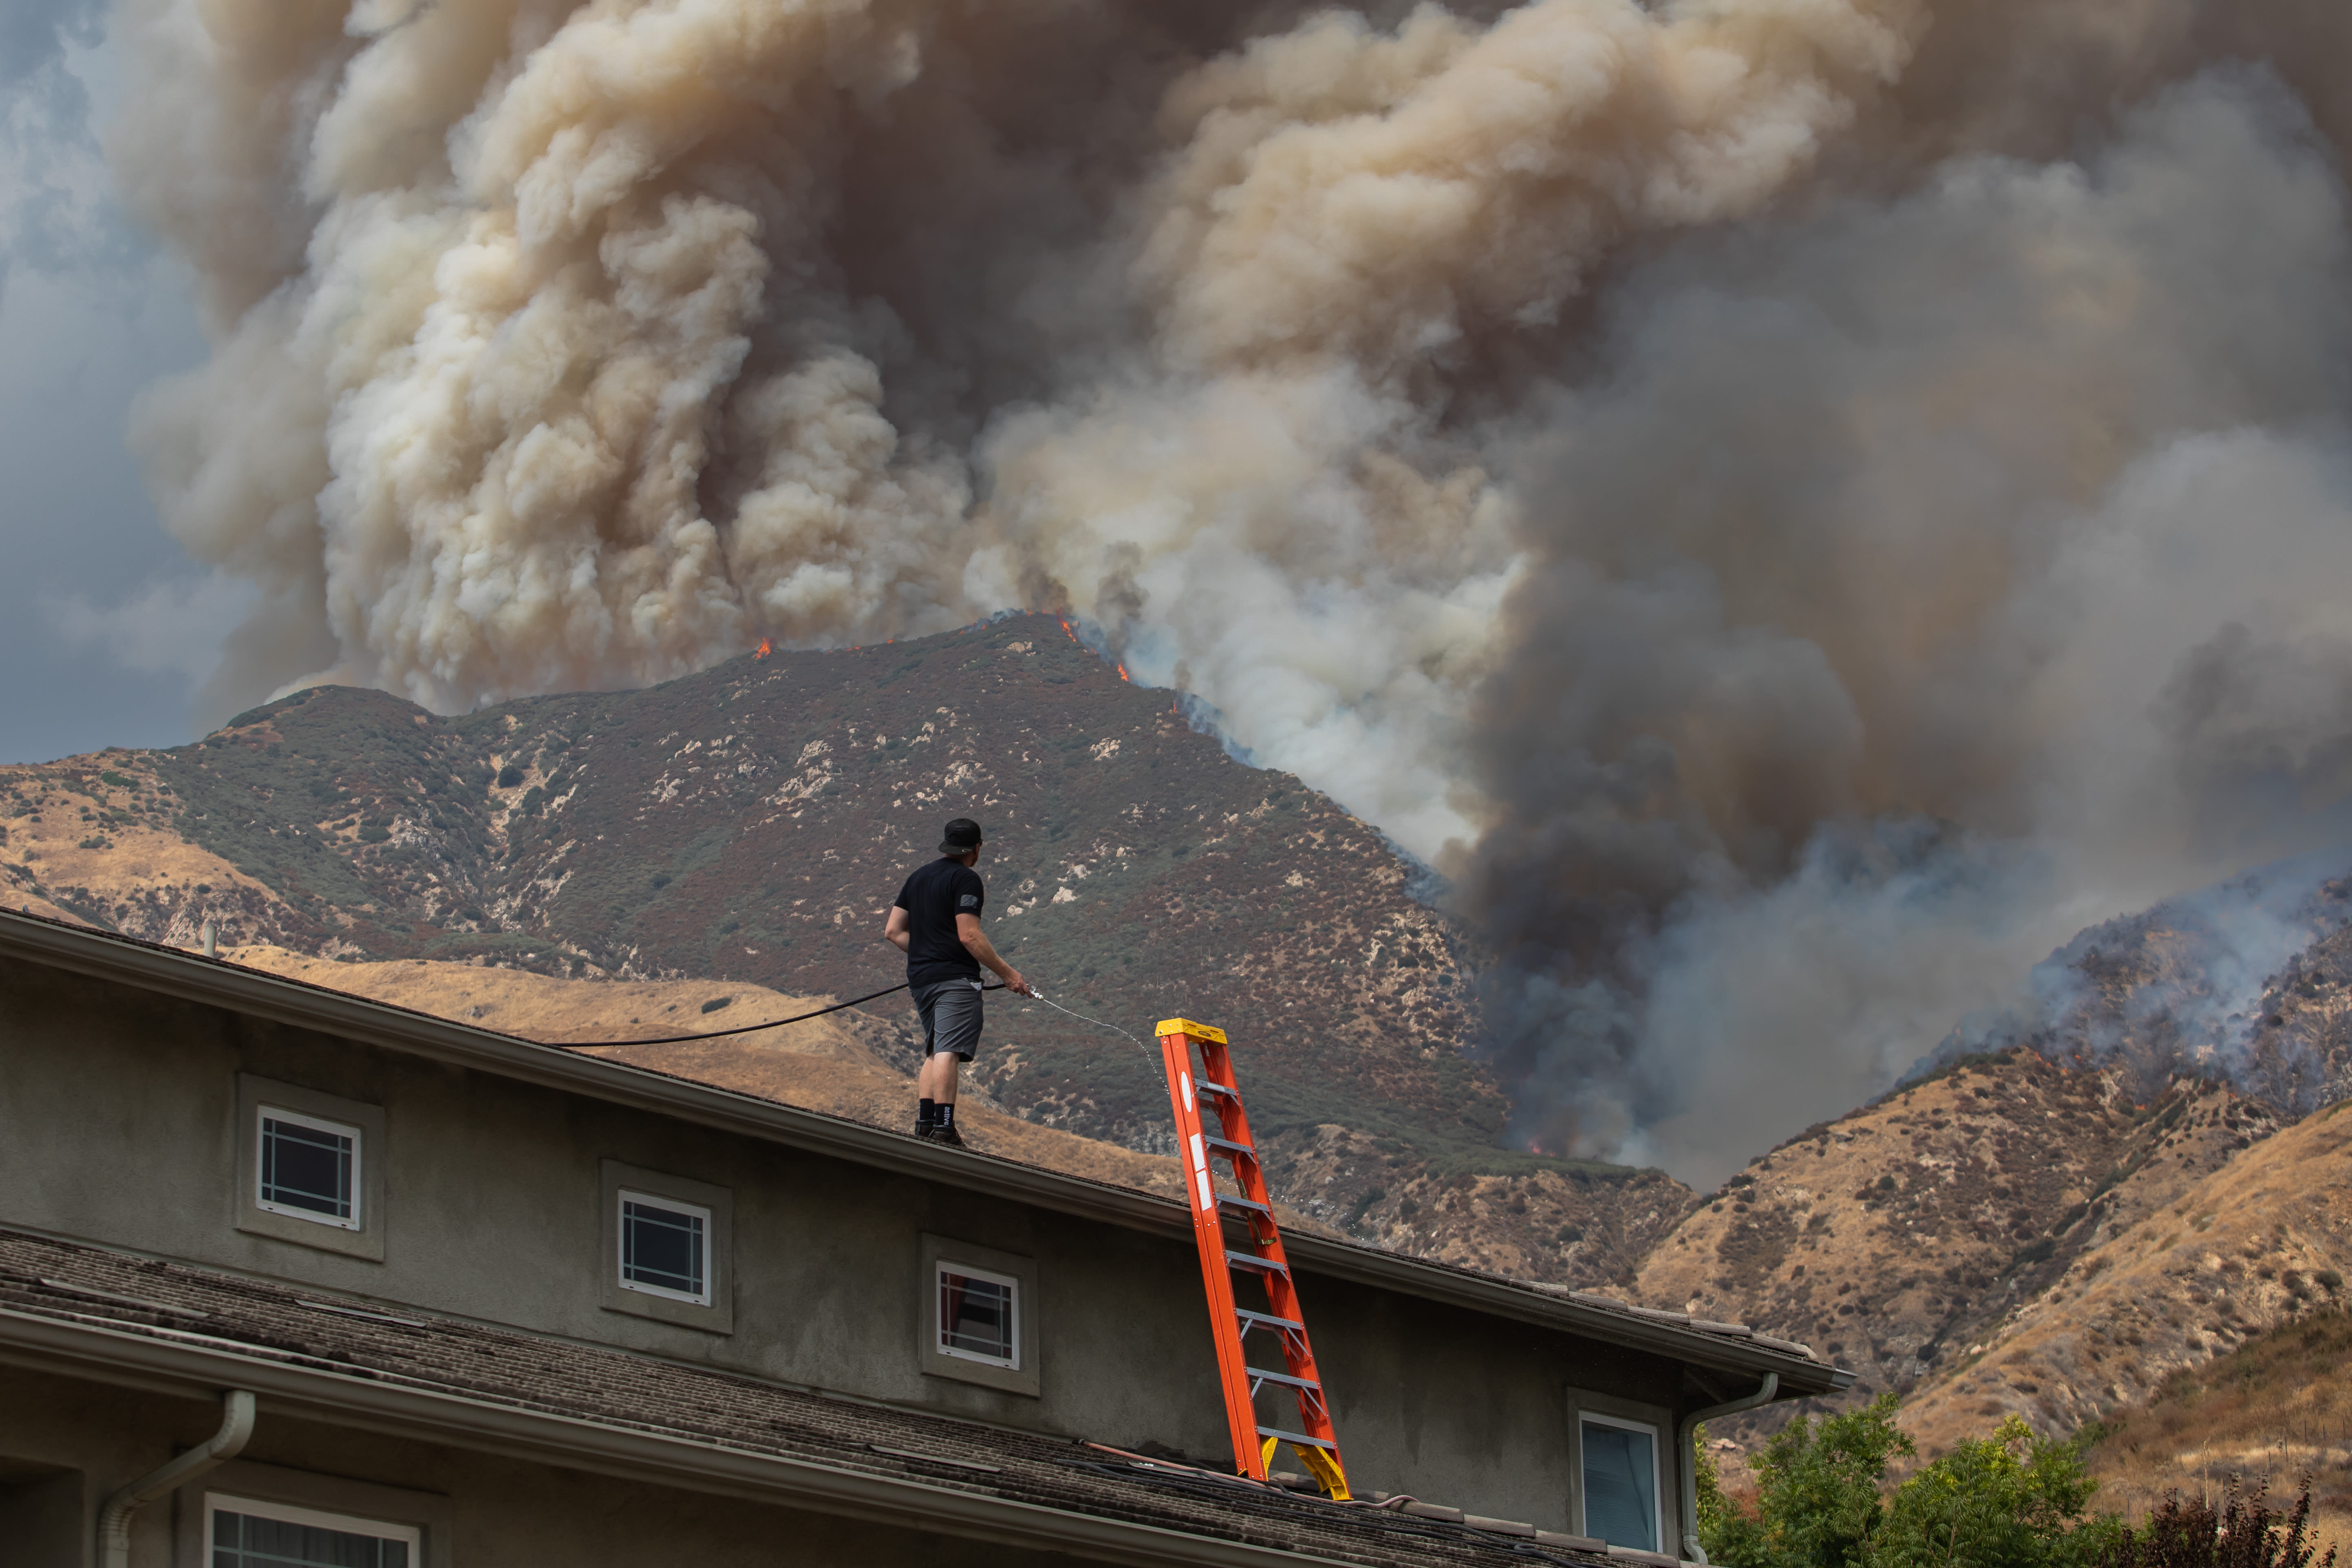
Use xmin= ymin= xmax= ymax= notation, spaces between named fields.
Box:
xmin=1256 ymin=1425 xmax=1338 ymax=1451
xmin=1246 ymin=1366 xmax=1320 ymax=1391
xmin=1163 ymin=1037 xmax=1347 ymax=1490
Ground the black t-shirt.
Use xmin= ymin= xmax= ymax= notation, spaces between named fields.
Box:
xmin=894 ymin=857 xmax=987 ymax=986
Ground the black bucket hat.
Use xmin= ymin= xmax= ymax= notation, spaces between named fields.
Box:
xmin=940 ymin=818 xmax=984 ymax=855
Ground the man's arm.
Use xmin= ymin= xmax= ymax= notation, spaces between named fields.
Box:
xmin=884 ymin=906 xmax=911 ymax=954
xmin=956 ymin=913 xmax=1032 ymax=996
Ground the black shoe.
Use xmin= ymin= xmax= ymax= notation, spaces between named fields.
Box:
xmin=914 ymin=1122 xmax=936 ymax=1139
xmin=931 ymin=1124 xmax=967 ymax=1149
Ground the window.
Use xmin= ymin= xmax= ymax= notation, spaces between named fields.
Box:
xmin=181 ymin=1461 xmax=448 ymax=1564
xmin=206 ymin=1495 xmax=418 ymax=1568
xmin=936 ymin=1263 xmax=1018 ymax=1368
xmin=235 ymin=1077 xmax=386 ymax=1261
xmin=598 ymin=1160 xmax=733 ymax=1332
xmin=618 ymin=1191 xmax=710 ymax=1304
xmin=917 ymin=1234 xmax=1039 ymax=1396
xmin=1580 ymin=1414 xmax=1661 ymax=1551
xmin=256 ymin=1109 xmax=360 ymax=1230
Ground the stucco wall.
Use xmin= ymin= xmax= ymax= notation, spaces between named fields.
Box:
xmin=0 ymin=954 xmax=1688 ymax=1540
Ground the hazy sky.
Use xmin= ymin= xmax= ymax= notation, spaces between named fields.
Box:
xmin=0 ymin=0 xmax=224 ymax=767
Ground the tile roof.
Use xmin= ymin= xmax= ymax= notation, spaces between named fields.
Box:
xmin=0 ymin=1228 xmax=1636 ymax=1568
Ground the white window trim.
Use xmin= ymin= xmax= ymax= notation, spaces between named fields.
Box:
xmin=935 ymin=1260 xmax=1021 ymax=1370
xmin=616 ymin=1189 xmax=713 ymax=1306
xmin=1578 ymin=1409 xmax=1664 ymax=1552
xmin=254 ymin=1105 xmax=363 ymax=1231
xmin=205 ymin=1493 xmax=421 ymax=1559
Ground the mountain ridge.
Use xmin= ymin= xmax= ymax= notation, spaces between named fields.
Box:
xmin=2 ymin=615 xmax=1690 ymax=1290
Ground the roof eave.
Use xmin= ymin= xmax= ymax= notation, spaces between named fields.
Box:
xmin=0 ymin=1306 xmax=1372 ymax=1568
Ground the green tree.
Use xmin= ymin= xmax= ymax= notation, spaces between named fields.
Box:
xmin=1873 ymin=1415 xmax=2121 ymax=1568
xmin=1697 ymin=1392 xmax=1914 ymax=1568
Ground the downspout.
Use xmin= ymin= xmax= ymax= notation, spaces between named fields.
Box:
xmin=1675 ymin=1372 xmax=1775 ymax=1565
xmin=98 ymin=1389 xmax=256 ymax=1568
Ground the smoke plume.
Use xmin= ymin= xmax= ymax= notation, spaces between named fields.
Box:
xmin=108 ymin=0 xmax=2352 ymax=1182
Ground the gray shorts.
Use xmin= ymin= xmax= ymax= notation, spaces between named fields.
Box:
xmin=914 ymin=979 xmax=985 ymax=1061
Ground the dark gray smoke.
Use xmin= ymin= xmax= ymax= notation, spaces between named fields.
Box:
xmin=101 ymin=0 xmax=2352 ymax=1182
xmin=1456 ymin=62 xmax=2352 ymax=1178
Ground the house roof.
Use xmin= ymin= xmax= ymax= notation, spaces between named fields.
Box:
xmin=0 ymin=908 xmax=1847 ymax=1396
xmin=0 ymin=1226 xmax=1638 ymax=1568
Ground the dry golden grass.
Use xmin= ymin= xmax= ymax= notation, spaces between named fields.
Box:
xmin=2080 ymin=1307 xmax=2352 ymax=1554
xmin=1632 ymin=1051 xmax=2261 ymax=1403
xmin=1900 ymin=1099 xmax=2352 ymax=1481
xmin=3 ymin=757 xmax=272 ymax=938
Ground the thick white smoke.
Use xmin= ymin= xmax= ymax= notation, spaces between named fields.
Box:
xmin=106 ymin=0 xmax=2352 ymax=1181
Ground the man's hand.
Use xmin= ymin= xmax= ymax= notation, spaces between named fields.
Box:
xmin=957 ymin=913 xmax=1033 ymax=996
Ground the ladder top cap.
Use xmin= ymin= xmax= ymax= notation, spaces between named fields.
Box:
xmin=1157 ymin=1018 xmax=1229 ymax=1044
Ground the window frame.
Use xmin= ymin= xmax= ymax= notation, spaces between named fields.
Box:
xmin=917 ymin=1233 xmax=1039 ymax=1397
xmin=616 ymin=1189 xmax=713 ymax=1306
xmin=1575 ymin=1408 xmax=1666 ymax=1553
xmin=203 ymin=1493 xmax=421 ymax=1566
xmin=934 ymin=1260 xmax=1021 ymax=1369
xmin=598 ymin=1159 xmax=733 ymax=1334
xmin=175 ymin=1460 xmax=450 ymax=1568
xmin=254 ymin=1106 xmax=363 ymax=1231
xmin=234 ymin=1075 xmax=386 ymax=1262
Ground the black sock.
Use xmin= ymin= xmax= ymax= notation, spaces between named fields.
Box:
xmin=918 ymin=1098 xmax=937 ymax=1129
xmin=935 ymin=1101 xmax=955 ymax=1130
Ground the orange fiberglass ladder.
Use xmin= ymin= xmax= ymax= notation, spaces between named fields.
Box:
xmin=1156 ymin=1017 xmax=1350 ymax=1500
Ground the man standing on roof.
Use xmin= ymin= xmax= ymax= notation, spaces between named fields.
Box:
xmin=885 ymin=817 xmax=1032 ymax=1147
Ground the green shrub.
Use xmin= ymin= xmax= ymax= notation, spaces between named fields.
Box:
xmin=1873 ymin=1416 xmax=2117 ymax=1568
xmin=1699 ymin=1400 xmax=2120 ymax=1568
xmin=1700 ymin=1392 xmax=1913 ymax=1568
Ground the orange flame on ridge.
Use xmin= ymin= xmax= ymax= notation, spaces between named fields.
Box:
xmin=1116 ymin=664 xmax=1130 ymax=681
xmin=754 ymin=638 xmax=772 ymax=659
